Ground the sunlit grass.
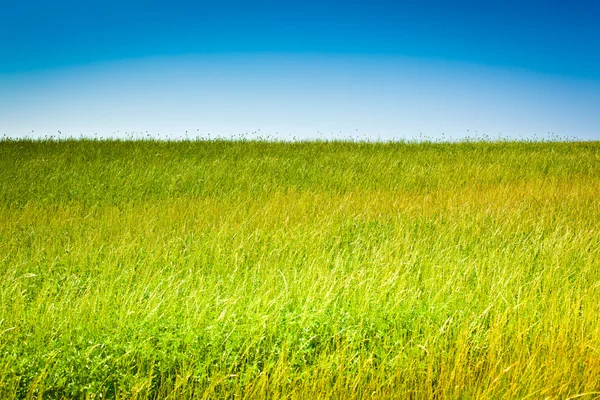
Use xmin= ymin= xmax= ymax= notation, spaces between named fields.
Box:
xmin=1 ymin=139 xmax=599 ymax=399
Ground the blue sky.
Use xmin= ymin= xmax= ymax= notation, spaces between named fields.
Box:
xmin=1 ymin=0 xmax=599 ymax=140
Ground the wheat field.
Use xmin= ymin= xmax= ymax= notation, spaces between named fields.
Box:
xmin=1 ymin=139 xmax=599 ymax=399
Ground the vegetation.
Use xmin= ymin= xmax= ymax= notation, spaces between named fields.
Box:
xmin=1 ymin=139 xmax=599 ymax=399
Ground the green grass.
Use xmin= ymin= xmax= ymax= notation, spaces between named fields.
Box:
xmin=1 ymin=139 xmax=599 ymax=399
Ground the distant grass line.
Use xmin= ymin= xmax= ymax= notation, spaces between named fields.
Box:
xmin=1 ymin=140 xmax=599 ymax=399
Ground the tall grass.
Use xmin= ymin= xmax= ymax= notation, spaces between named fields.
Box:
xmin=1 ymin=139 xmax=599 ymax=399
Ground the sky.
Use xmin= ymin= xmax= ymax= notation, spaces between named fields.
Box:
xmin=1 ymin=0 xmax=599 ymax=141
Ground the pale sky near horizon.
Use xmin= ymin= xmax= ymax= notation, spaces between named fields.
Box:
xmin=1 ymin=1 xmax=599 ymax=141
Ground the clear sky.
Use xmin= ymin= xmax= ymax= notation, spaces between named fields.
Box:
xmin=1 ymin=0 xmax=599 ymax=140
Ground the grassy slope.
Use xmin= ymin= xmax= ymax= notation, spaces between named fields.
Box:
xmin=0 ymin=140 xmax=599 ymax=399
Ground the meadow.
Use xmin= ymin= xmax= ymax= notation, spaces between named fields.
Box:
xmin=0 ymin=139 xmax=599 ymax=399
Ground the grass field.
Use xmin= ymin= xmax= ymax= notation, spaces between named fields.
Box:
xmin=1 ymin=139 xmax=599 ymax=399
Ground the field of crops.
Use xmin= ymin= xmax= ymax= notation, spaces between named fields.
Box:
xmin=1 ymin=140 xmax=599 ymax=399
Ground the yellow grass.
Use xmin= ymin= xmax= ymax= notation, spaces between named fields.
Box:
xmin=0 ymin=139 xmax=599 ymax=398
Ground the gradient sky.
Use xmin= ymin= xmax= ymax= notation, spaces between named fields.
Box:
xmin=1 ymin=0 xmax=599 ymax=140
